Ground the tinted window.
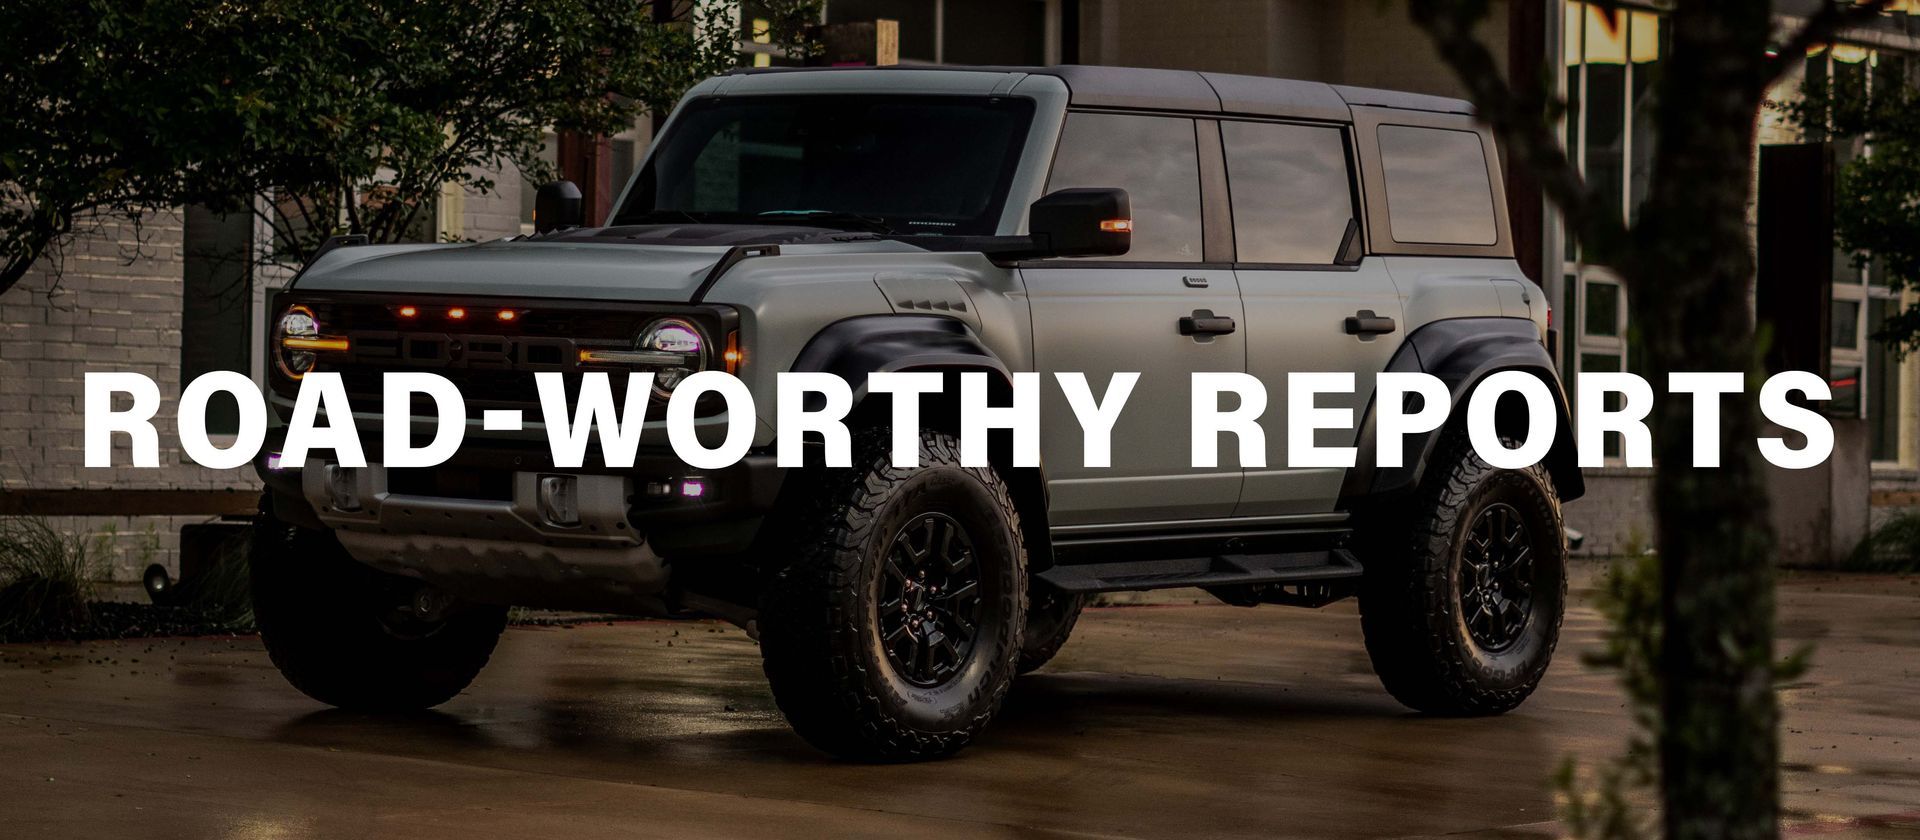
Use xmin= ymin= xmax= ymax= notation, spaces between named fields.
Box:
xmin=1377 ymin=125 xmax=1498 ymax=245
xmin=1221 ymin=121 xmax=1355 ymax=264
xmin=618 ymin=96 xmax=1033 ymax=236
xmin=1047 ymin=113 xmax=1202 ymax=261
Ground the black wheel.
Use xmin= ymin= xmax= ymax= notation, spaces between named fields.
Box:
xmin=1358 ymin=428 xmax=1567 ymax=715
xmin=1017 ymin=585 xmax=1086 ymax=674
xmin=251 ymin=497 xmax=508 ymax=711
xmin=759 ymin=429 xmax=1025 ymax=761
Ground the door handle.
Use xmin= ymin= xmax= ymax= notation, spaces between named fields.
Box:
xmin=1180 ymin=310 xmax=1237 ymax=337
xmin=1344 ymin=310 xmax=1396 ymax=339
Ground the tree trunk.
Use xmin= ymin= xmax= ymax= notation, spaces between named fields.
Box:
xmin=1628 ymin=4 xmax=1782 ymax=838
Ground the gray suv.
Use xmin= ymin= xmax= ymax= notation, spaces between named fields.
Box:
xmin=252 ymin=65 xmax=1583 ymax=761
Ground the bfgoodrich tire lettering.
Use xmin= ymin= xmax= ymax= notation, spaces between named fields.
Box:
xmin=1359 ymin=429 xmax=1567 ymax=715
xmin=758 ymin=429 xmax=1026 ymax=761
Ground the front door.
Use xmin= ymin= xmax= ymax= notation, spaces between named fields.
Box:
xmin=1026 ymin=111 xmax=1244 ymax=525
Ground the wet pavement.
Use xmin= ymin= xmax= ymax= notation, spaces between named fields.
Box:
xmin=3 ymin=569 xmax=1917 ymax=839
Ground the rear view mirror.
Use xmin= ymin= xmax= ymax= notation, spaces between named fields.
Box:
xmin=534 ymin=180 xmax=584 ymax=233
xmin=1029 ymin=188 xmax=1130 ymax=258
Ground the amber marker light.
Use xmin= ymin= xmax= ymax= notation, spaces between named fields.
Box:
xmin=1099 ymin=219 xmax=1133 ymax=233
xmin=447 ymin=307 xmax=467 ymax=320
xmin=496 ymin=309 xmax=518 ymax=322
xmin=397 ymin=305 xmax=418 ymax=318
xmin=723 ymin=330 xmax=742 ymax=374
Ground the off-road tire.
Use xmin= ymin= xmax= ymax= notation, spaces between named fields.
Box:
xmin=1017 ymin=586 xmax=1086 ymax=674
xmin=251 ymin=498 xmax=508 ymax=711
xmin=759 ymin=429 xmax=1026 ymax=761
xmin=1358 ymin=428 xmax=1567 ymax=715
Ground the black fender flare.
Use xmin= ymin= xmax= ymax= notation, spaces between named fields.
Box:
xmin=1340 ymin=317 xmax=1585 ymax=507
xmin=789 ymin=314 xmax=1014 ymax=402
xmin=788 ymin=315 xmax=1055 ymax=569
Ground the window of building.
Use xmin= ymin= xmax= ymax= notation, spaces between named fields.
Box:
xmin=1804 ymin=43 xmax=1915 ymax=464
xmin=1561 ymin=2 xmax=1666 ymax=462
xmin=181 ymin=207 xmax=254 ymax=436
xmin=1376 ymin=125 xmax=1498 ymax=246
xmin=1047 ymin=112 xmax=1203 ymax=262
xmin=1219 ymin=121 xmax=1355 ymax=264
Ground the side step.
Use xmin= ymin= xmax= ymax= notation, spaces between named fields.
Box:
xmin=1036 ymin=549 xmax=1363 ymax=595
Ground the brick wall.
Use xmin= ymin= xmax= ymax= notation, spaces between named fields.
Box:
xmin=1563 ymin=467 xmax=1655 ymax=558
xmin=1 ymin=210 xmax=260 ymax=582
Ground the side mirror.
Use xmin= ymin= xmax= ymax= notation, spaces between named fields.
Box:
xmin=534 ymin=180 xmax=584 ymax=233
xmin=1029 ymin=187 xmax=1130 ymax=258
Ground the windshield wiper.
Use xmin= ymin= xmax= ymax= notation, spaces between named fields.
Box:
xmin=755 ymin=210 xmax=897 ymax=235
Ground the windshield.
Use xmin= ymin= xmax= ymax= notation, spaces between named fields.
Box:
xmin=614 ymin=95 xmax=1035 ymax=236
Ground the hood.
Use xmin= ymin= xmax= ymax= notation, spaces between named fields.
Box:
xmin=292 ymin=229 xmax=929 ymax=302
xmin=294 ymin=240 xmax=726 ymax=302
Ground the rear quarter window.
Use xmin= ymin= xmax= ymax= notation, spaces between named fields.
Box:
xmin=1376 ymin=125 xmax=1498 ymax=246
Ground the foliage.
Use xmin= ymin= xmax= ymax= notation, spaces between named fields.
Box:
xmin=1781 ymin=51 xmax=1920 ymax=353
xmin=0 ymin=517 xmax=104 ymax=638
xmin=0 ymin=0 xmax=821 ymax=294
xmin=1407 ymin=2 xmax=1888 ymax=838
xmin=170 ymin=527 xmax=257 ymax=630
xmin=1847 ymin=511 xmax=1920 ymax=571
xmin=1556 ymin=538 xmax=1661 ymax=840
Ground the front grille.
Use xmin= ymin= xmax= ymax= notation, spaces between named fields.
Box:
xmin=269 ymin=292 xmax=736 ymax=415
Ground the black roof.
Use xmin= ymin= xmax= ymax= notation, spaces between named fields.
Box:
xmin=724 ymin=64 xmax=1475 ymax=122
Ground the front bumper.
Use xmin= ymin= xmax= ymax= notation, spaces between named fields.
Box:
xmin=255 ymin=434 xmax=785 ymax=610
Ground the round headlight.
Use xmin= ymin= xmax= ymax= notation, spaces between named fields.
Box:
xmin=275 ymin=306 xmax=320 ymax=379
xmin=637 ymin=318 xmax=707 ymax=398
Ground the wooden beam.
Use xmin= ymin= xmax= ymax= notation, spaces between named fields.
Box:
xmin=0 ymin=489 xmax=260 ymax=517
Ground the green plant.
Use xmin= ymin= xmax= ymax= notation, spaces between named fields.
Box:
xmin=1556 ymin=534 xmax=1660 ymax=840
xmin=169 ymin=526 xmax=256 ymax=630
xmin=0 ymin=517 xmax=105 ymax=637
xmin=1846 ymin=511 xmax=1920 ymax=572
xmin=0 ymin=0 xmax=823 ymax=296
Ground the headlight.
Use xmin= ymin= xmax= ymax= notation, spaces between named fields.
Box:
xmin=275 ymin=306 xmax=321 ymax=379
xmin=637 ymin=318 xmax=707 ymax=398
xmin=273 ymin=304 xmax=348 ymax=380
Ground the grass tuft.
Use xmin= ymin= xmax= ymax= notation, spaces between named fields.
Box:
xmin=0 ymin=517 xmax=104 ymax=638
xmin=1848 ymin=512 xmax=1920 ymax=573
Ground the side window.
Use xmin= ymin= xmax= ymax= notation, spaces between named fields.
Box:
xmin=1047 ymin=113 xmax=1202 ymax=262
xmin=1220 ymin=121 xmax=1355 ymax=264
xmin=1376 ymin=125 xmax=1499 ymax=246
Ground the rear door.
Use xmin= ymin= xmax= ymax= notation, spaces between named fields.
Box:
xmin=1024 ymin=111 xmax=1245 ymax=525
xmin=1223 ymin=119 xmax=1406 ymax=515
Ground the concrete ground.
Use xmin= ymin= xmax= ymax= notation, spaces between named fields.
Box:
xmin=2 ymin=569 xmax=1917 ymax=839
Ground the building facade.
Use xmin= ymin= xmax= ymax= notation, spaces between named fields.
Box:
xmin=5 ymin=0 xmax=1918 ymax=583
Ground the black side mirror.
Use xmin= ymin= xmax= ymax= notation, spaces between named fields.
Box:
xmin=1029 ymin=187 xmax=1130 ymax=258
xmin=534 ymin=180 xmax=584 ymax=233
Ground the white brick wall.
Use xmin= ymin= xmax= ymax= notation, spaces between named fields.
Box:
xmin=1 ymin=210 xmax=259 ymax=582
xmin=1563 ymin=468 xmax=1656 ymax=558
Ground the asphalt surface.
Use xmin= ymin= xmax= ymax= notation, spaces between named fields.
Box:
xmin=3 ymin=569 xmax=1917 ymax=839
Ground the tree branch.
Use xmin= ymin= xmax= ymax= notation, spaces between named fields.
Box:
xmin=1407 ymin=0 xmax=1629 ymax=266
xmin=1765 ymin=0 xmax=1892 ymax=85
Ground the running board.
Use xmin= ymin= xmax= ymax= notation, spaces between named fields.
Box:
xmin=1036 ymin=549 xmax=1363 ymax=595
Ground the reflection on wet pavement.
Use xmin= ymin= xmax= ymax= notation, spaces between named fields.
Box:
xmin=2 ymin=571 xmax=1917 ymax=838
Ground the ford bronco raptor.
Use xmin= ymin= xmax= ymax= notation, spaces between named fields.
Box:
xmin=252 ymin=65 xmax=1582 ymax=761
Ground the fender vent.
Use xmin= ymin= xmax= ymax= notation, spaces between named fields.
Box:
xmin=894 ymin=298 xmax=969 ymax=313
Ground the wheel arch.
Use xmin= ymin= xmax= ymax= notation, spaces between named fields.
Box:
xmin=1341 ymin=317 xmax=1584 ymax=508
xmin=788 ymin=315 xmax=1055 ymax=571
